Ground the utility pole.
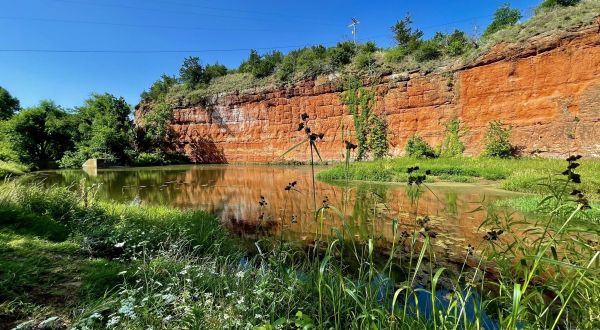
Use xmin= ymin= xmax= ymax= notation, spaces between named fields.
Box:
xmin=349 ymin=17 xmax=360 ymax=45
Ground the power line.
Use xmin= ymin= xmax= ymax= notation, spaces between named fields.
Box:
xmin=0 ymin=44 xmax=340 ymax=54
xmin=45 ymin=0 xmax=343 ymax=28
xmin=0 ymin=16 xmax=315 ymax=33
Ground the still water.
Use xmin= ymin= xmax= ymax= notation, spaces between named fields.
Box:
xmin=36 ymin=164 xmax=523 ymax=263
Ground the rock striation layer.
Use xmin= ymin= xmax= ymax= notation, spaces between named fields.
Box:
xmin=137 ymin=26 xmax=600 ymax=163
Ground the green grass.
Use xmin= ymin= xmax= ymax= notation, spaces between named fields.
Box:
xmin=1 ymin=171 xmax=599 ymax=329
xmin=0 ymin=160 xmax=28 ymax=178
xmin=496 ymin=195 xmax=600 ymax=223
xmin=318 ymin=157 xmax=600 ymax=197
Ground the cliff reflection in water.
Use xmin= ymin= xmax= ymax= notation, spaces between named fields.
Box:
xmin=39 ymin=165 xmax=520 ymax=257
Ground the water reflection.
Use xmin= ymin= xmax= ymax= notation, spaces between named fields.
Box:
xmin=37 ymin=165 xmax=521 ymax=262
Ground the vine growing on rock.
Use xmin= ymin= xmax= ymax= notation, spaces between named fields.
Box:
xmin=340 ymin=78 xmax=388 ymax=160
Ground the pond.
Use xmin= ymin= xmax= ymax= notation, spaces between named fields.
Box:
xmin=35 ymin=164 xmax=524 ymax=265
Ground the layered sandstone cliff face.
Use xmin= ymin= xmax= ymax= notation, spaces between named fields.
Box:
xmin=139 ymin=26 xmax=600 ymax=163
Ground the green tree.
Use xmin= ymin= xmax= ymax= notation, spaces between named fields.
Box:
xmin=0 ymin=86 xmax=20 ymax=120
xmin=72 ymin=93 xmax=133 ymax=163
xmin=7 ymin=100 xmax=76 ymax=168
xmin=482 ymin=120 xmax=514 ymax=158
xmin=204 ymin=63 xmax=228 ymax=82
xmin=141 ymin=101 xmax=173 ymax=150
xmin=239 ymin=50 xmax=283 ymax=78
xmin=179 ymin=56 xmax=205 ymax=88
xmin=141 ymin=75 xmax=177 ymax=102
xmin=391 ymin=16 xmax=423 ymax=50
xmin=483 ymin=4 xmax=522 ymax=37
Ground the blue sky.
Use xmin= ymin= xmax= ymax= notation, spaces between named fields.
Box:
xmin=1 ymin=0 xmax=540 ymax=109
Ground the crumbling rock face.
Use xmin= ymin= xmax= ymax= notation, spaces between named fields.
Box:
xmin=137 ymin=26 xmax=600 ymax=163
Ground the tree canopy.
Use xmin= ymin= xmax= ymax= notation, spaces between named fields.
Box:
xmin=0 ymin=86 xmax=20 ymax=120
xmin=483 ymin=4 xmax=522 ymax=37
xmin=7 ymin=101 xmax=76 ymax=169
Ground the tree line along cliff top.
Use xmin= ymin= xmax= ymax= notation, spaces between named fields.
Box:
xmin=138 ymin=0 xmax=600 ymax=111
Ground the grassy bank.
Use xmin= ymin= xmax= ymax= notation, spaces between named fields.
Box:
xmin=1 ymin=160 xmax=599 ymax=329
xmin=0 ymin=160 xmax=28 ymax=179
xmin=317 ymin=157 xmax=600 ymax=197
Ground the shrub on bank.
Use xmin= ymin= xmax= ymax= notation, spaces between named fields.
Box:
xmin=482 ymin=120 xmax=514 ymax=158
xmin=405 ymin=134 xmax=437 ymax=158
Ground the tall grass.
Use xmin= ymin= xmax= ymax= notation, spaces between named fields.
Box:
xmin=0 ymin=160 xmax=28 ymax=179
xmin=318 ymin=157 xmax=600 ymax=198
xmin=1 ymin=155 xmax=599 ymax=329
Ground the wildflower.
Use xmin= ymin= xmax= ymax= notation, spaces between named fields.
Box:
xmin=322 ymin=196 xmax=330 ymax=209
xmin=114 ymin=242 xmax=125 ymax=248
xmin=345 ymin=140 xmax=357 ymax=150
xmin=407 ymin=166 xmax=419 ymax=174
xmin=259 ymin=196 xmax=267 ymax=207
xmin=484 ymin=229 xmax=504 ymax=241
xmin=467 ymin=244 xmax=474 ymax=256
xmin=416 ymin=216 xmax=430 ymax=228
xmin=106 ymin=316 xmax=121 ymax=328
xmin=236 ymin=270 xmax=245 ymax=279
xmin=285 ymin=181 xmax=297 ymax=191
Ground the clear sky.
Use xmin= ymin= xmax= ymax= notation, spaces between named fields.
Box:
xmin=1 ymin=0 xmax=541 ymax=109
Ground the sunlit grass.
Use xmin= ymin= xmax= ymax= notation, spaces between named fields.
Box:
xmin=318 ymin=157 xmax=600 ymax=198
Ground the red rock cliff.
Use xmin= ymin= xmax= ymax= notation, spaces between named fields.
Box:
xmin=139 ymin=27 xmax=600 ymax=163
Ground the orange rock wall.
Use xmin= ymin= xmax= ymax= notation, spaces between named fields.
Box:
xmin=158 ymin=28 xmax=600 ymax=163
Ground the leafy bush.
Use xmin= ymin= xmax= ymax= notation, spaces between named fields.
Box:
xmin=57 ymin=150 xmax=89 ymax=168
xmin=483 ymin=4 xmax=522 ymax=37
xmin=140 ymin=75 xmax=177 ymax=103
xmin=439 ymin=118 xmax=466 ymax=157
xmin=368 ymin=115 xmax=388 ymax=159
xmin=384 ymin=46 xmax=409 ymax=63
xmin=140 ymin=101 xmax=173 ymax=150
xmin=482 ymin=120 xmax=514 ymax=158
xmin=129 ymin=151 xmax=189 ymax=167
xmin=538 ymin=0 xmax=581 ymax=10
xmin=414 ymin=39 xmax=443 ymax=62
xmin=239 ymin=50 xmax=283 ymax=78
xmin=354 ymin=51 xmax=376 ymax=71
xmin=445 ymin=30 xmax=473 ymax=56
xmin=405 ymin=134 xmax=437 ymax=158
xmin=204 ymin=63 xmax=228 ymax=82
xmin=327 ymin=41 xmax=356 ymax=68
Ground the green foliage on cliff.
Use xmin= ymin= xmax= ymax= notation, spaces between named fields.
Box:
xmin=482 ymin=120 xmax=514 ymax=158
xmin=438 ymin=118 xmax=467 ymax=158
xmin=405 ymin=134 xmax=437 ymax=159
xmin=141 ymin=0 xmax=600 ymax=116
xmin=483 ymin=4 xmax=522 ymax=38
